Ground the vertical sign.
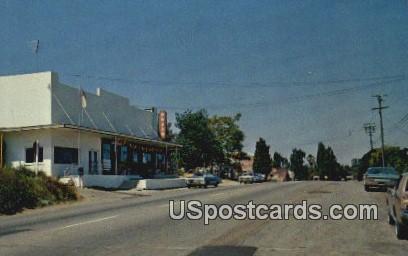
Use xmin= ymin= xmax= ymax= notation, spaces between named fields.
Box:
xmin=159 ymin=111 xmax=167 ymax=140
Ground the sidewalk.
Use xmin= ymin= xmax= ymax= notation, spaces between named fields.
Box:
xmin=116 ymin=178 xmax=240 ymax=196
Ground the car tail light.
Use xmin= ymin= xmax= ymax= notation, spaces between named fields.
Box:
xmin=401 ymin=193 xmax=408 ymax=209
xmin=401 ymin=193 xmax=408 ymax=200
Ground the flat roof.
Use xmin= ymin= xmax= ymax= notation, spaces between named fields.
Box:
xmin=0 ymin=124 xmax=181 ymax=148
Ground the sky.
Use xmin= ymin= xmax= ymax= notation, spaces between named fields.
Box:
xmin=1 ymin=0 xmax=408 ymax=164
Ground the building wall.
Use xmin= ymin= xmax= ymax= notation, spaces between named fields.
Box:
xmin=3 ymin=128 xmax=102 ymax=177
xmin=50 ymin=129 xmax=101 ymax=177
xmin=0 ymin=71 xmax=169 ymax=178
xmin=0 ymin=72 xmax=53 ymax=128
xmin=0 ymin=71 xmax=160 ymax=141
xmin=3 ymin=129 xmax=53 ymax=175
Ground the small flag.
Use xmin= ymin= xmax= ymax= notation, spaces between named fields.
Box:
xmin=80 ymin=89 xmax=87 ymax=108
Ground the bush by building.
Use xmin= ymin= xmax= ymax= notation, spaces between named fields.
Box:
xmin=0 ymin=167 xmax=79 ymax=215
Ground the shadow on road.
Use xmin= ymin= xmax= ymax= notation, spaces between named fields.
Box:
xmin=0 ymin=228 xmax=32 ymax=238
xmin=187 ymin=246 xmax=257 ymax=256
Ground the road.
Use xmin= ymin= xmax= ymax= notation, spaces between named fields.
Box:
xmin=0 ymin=181 xmax=407 ymax=256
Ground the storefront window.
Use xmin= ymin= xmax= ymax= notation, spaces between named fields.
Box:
xmin=54 ymin=147 xmax=78 ymax=164
xmin=120 ymin=146 xmax=128 ymax=161
xmin=25 ymin=147 xmax=43 ymax=163
xmin=143 ymin=153 xmax=152 ymax=164
xmin=157 ymin=153 xmax=165 ymax=164
xmin=133 ymin=151 xmax=139 ymax=163
xmin=102 ymin=143 xmax=111 ymax=160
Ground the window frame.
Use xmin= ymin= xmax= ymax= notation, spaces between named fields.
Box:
xmin=25 ymin=147 xmax=44 ymax=163
xmin=54 ymin=146 xmax=79 ymax=164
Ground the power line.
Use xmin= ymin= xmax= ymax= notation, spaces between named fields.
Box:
xmin=386 ymin=113 xmax=408 ymax=136
xmin=63 ymin=72 xmax=405 ymax=89
xmin=153 ymin=77 xmax=405 ymax=110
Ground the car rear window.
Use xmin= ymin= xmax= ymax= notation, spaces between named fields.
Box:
xmin=367 ymin=168 xmax=398 ymax=175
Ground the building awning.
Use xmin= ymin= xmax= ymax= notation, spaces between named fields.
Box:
xmin=0 ymin=124 xmax=181 ymax=149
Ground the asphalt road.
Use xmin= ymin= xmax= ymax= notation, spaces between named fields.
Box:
xmin=1 ymin=181 xmax=407 ymax=256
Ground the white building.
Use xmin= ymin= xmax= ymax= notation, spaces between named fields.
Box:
xmin=0 ymin=71 xmax=180 ymax=179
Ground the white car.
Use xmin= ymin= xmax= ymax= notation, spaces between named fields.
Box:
xmin=238 ymin=172 xmax=254 ymax=184
xmin=239 ymin=172 xmax=265 ymax=184
xmin=186 ymin=173 xmax=221 ymax=188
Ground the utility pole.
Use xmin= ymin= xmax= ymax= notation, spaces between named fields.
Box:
xmin=0 ymin=133 xmax=3 ymax=168
xmin=372 ymin=95 xmax=388 ymax=167
xmin=363 ymin=123 xmax=376 ymax=150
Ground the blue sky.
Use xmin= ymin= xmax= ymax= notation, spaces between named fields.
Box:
xmin=1 ymin=0 xmax=408 ymax=164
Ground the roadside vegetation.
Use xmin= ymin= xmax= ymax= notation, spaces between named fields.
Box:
xmin=174 ymin=109 xmax=246 ymax=171
xmin=172 ymin=109 xmax=355 ymax=181
xmin=357 ymin=146 xmax=408 ymax=180
xmin=0 ymin=167 xmax=79 ymax=215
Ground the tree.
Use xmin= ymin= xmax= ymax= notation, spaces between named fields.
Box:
xmin=175 ymin=109 xmax=224 ymax=170
xmin=272 ymin=152 xmax=284 ymax=168
xmin=326 ymin=147 xmax=339 ymax=180
xmin=208 ymin=113 xmax=245 ymax=161
xmin=357 ymin=146 xmax=408 ymax=180
xmin=290 ymin=148 xmax=307 ymax=180
xmin=316 ymin=142 xmax=341 ymax=180
xmin=164 ymin=122 xmax=176 ymax=142
xmin=306 ymin=154 xmax=316 ymax=168
xmin=316 ymin=142 xmax=328 ymax=179
xmin=272 ymin=152 xmax=289 ymax=169
xmin=253 ymin=138 xmax=272 ymax=180
xmin=306 ymin=154 xmax=318 ymax=178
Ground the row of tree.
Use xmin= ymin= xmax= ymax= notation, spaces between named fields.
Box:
xmin=172 ymin=109 xmax=351 ymax=180
xmin=252 ymin=138 xmax=349 ymax=181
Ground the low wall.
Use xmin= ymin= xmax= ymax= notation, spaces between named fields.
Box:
xmin=60 ymin=175 xmax=131 ymax=189
xmin=59 ymin=175 xmax=186 ymax=190
xmin=136 ymin=178 xmax=186 ymax=190
xmin=83 ymin=175 xmax=130 ymax=188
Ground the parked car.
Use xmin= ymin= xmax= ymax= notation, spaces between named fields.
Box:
xmin=238 ymin=172 xmax=266 ymax=184
xmin=254 ymin=173 xmax=265 ymax=182
xmin=186 ymin=173 xmax=220 ymax=188
xmin=363 ymin=167 xmax=400 ymax=191
xmin=238 ymin=172 xmax=254 ymax=184
xmin=386 ymin=173 xmax=408 ymax=239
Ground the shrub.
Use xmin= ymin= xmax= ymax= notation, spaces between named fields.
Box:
xmin=177 ymin=168 xmax=185 ymax=177
xmin=0 ymin=168 xmax=24 ymax=214
xmin=0 ymin=167 xmax=79 ymax=215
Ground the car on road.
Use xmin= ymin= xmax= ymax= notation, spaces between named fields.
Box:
xmin=254 ymin=173 xmax=265 ymax=182
xmin=186 ymin=173 xmax=220 ymax=188
xmin=238 ymin=172 xmax=255 ymax=184
xmin=238 ymin=172 xmax=265 ymax=184
xmin=386 ymin=173 xmax=408 ymax=239
xmin=363 ymin=167 xmax=400 ymax=191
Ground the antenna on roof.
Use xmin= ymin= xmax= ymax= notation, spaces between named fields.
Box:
xmin=30 ymin=39 xmax=40 ymax=72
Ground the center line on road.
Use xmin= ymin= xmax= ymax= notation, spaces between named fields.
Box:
xmin=56 ymin=215 xmax=119 ymax=230
xmin=212 ymin=193 xmax=226 ymax=197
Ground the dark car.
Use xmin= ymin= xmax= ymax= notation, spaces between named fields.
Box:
xmin=363 ymin=167 xmax=400 ymax=191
